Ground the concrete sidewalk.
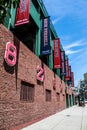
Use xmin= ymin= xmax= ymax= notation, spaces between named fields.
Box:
xmin=21 ymin=105 xmax=87 ymax=130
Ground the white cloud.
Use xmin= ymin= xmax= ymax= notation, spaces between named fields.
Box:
xmin=64 ymin=39 xmax=85 ymax=49
xmin=52 ymin=18 xmax=60 ymax=25
xmin=63 ymin=39 xmax=86 ymax=55
xmin=70 ymin=47 xmax=87 ymax=64
xmin=66 ymin=49 xmax=82 ymax=55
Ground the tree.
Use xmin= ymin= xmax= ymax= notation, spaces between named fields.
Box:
xmin=0 ymin=0 xmax=19 ymax=23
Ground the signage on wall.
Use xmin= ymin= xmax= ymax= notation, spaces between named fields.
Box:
xmin=61 ymin=51 xmax=66 ymax=75
xmin=53 ymin=77 xmax=56 ymax=89
xmin=37 ymin=65 xmax=45 ymax=82
xmin=68 ymin=66 xmax=71 ymax=80
xmin=60 ymin=86 xmax=62 ymax=93
xmin=71 ymin=72 xmax=74 ymax=87
xmin=4 ymin=42 xmax=17 ymax=66
xmin=54 ymin=38 xmax=61 ymax=69
xmin=15 ymin=0 xmax=30 ymax=26
xmin=60 ymin=82 xmax=63 ymax=93
xmin=65 ymin=59 xmax=70 ymax=81
xmin=41 ymin=16 xmax=50 ymax=55
xmin=65 ymin=59 xmax=71 ymax=81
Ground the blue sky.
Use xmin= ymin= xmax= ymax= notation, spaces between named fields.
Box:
xmin=43 ymin=0 xmax=87 ymax=86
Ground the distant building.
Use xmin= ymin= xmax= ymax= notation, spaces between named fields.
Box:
xmin=78 ymin=77 xmax=87 ymax=100
xmin=84 ymin=73 xmax=87 ymax=81
xmin=84 ymin=73 xmax=87 ymax=99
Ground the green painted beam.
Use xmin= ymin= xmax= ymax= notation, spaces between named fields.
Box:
xmin=37 ymin=0 xmax=48 ymax=17
xmin=35 ymin=28 xmax=41 ymax=56
xmin=30 ymin=0 xmax=40 ymax=28
xmin=50 ymin=21 xmax=58 ymax=38
xmin=4 ymin=5 xmax=16 ymax=29
xmin=49 ymin=39 xmax=53 ymax=70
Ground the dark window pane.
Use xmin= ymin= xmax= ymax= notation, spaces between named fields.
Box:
xmin=56 ymin=93 xmax=60 ymax=101
xmin=46 ymin=89 xmax=51 ymax=102
xmin=20 ymin=81 xmax=34 ymax=102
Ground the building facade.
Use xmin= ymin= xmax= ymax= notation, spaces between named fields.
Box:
xmin=0 ymin=0 xmax=75 ymax=130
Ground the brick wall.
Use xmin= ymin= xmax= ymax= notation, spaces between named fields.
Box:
xmin=0 ymin=24 xmax=68 ymax=130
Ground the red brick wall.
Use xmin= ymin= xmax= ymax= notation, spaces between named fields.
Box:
xmin=0 ymin=24 xmax=67 ymax=130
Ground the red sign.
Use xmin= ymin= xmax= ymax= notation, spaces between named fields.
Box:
xmin=53 ymin=77 xmax=56 ymax=89
xmin=15 ymin=0 xmax=30 ymax=26
xmin=61 ymin=51 xmax=66 ymax=75
xmin=68 ymin=66 xmax=71 ymax=79
xmin=65 ymin=59 xmax=70 ymax=80
xmin=54 ymin=38 xmax=61 ymax=69
xmin=71 ymin=72 xmax=74 ymax=87
xmin=4 ymin=42 xmax=17 ymax=66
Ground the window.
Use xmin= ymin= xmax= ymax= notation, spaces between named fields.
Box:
xmin=20 ymin=81 xmax=35 ymax=102
xmin=14 ymin=16 xmax=37 ymax=54
xmin=46 ymin=89 xmax=51 ymax=102
xmin=63 ymin=95 xmax=65 ymax=101
xmin=56 ymin=93 xmax=60 ymax=101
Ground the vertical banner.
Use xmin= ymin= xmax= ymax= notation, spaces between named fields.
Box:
xmin=41 ymin=17 xmax=50 ymax=55
xmin=68 ymin=66 xmax=72 ymax=86
xmin=15 ymin=0 xmax=30 ymax=26
xmin=54 ymin=38 xmax=61 ymax=69
xmin=61 ymin=51 xmax=66 ymax=75
xmin=71 ymin=72 xmax=74 ymax=87
xmin=65 ymin=59 xmax=70 ymax=80
xmin=68 ymin=66 xmax=71 ymax=80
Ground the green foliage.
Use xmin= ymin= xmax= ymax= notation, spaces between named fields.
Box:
xmin=0 ymin=0 xmax=19 ymax=23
